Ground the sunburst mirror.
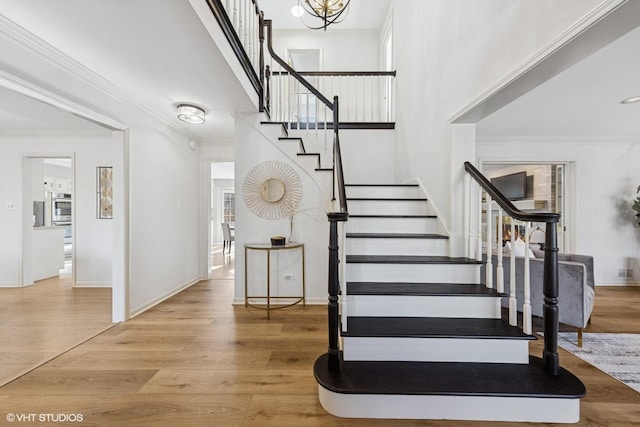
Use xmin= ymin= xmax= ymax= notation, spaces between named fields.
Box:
xmin=242 ymin=160 xmax=303 ymax=220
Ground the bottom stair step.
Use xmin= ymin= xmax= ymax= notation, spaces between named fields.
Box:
xmin=314 ymin=354 xmax=586 ymax=423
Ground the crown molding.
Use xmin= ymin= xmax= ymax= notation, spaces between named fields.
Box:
xmin=0 ymin=14 xmax=197 ymax=138
xmin=450 ymin=0 xmax=631 ymax=124
xmin=477 ymin=136 xmax=640 ymax=144
xmin=0 ymin=129 xmax=112 ymax=136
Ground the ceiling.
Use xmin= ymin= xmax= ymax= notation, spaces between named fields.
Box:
xmin=0 ymin=1 xmax=638 ymax=142
xmin=260 ymin=0 xmax=391 ymax=31
xmin=477 ymin=23 xmax=640 ymax=140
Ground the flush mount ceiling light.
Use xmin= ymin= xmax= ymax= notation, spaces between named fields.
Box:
xmin=620 ymin=96 xmax=640 ymax=105
xmin=177 ymin=104 xmax=205 ymax=124
xmin=295 ymin=0 xmax=351 ymax=31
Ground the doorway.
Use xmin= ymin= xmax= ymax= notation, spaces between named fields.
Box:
xmin=211 ymin=162 xmax=235 ymax=272
xmin=22 ymin=155 xmax=75 ymax=287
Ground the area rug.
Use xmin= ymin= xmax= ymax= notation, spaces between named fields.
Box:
xmin=557 ymin=332 xmax=640 ymax=393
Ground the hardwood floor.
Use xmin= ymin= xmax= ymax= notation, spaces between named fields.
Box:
xmin=0 ymin=270 xmax=112 ymax=387
xmin=0 ymin=252 xmax=638 ymax=426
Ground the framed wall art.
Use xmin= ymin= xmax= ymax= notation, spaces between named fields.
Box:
xmin=97 ymin=166 xmax=113 ymax=219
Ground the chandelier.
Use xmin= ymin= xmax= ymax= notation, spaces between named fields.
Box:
xmin=293 ymin=0 xmax=351 ymax=31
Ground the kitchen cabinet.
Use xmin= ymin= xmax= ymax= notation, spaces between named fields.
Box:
xmin=32 ymin=227 xmax=65 ymax=281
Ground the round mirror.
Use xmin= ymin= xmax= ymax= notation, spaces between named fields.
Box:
xmin=260 ymin=178 xmax=286 ymax=203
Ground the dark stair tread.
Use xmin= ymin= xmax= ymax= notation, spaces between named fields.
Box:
xmin=346 ymin=184 xmax=419 ymax=187
xmin=347 ymin=282 xmax=504 ymax=297
xmin=348 ymin=197 xmax=427 ymax=201
xmin=346 ymin=255 xmax=482 ymax=264
xmin=348 ymin=214 xmax=437 ymax=219
xmin=342 ymin=317 xmax=535 ymax=339
xmin=315 ymin=168 xmax=333 ymax=172
xmin=314 ymin=354 xmax=586 ymax=398
xmin=346 ymin=233 xmax=448 ymax=239
xmin=297 ymin=152 xmax=319 ymax=156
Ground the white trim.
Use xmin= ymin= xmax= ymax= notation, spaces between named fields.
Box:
xmin=450 ymin=0 xmax=629 ymax=124
xmin=346 ymin=295 xmax=501 ymax=318
xmin=343 ymin=337 xmax=530 ymax=363
xmin=75 ymin=282 xmax=112 ymax=288
xmin=129 ymin=278 xmax=201 ymax=319
xmin=318 ymin=386 xmax=581 ymax=423
xmin=0 ymin=15 xmax=196 ymax=137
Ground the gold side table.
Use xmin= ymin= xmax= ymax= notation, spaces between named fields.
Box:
xmin=244 ymin=243 xmax=305 ymax=319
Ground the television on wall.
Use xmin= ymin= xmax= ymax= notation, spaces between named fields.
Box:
xmin=490 ymin=171 xmax=527 ymax=200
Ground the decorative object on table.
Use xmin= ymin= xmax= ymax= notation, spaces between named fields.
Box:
xmin=242 ymin=160 xmax=303 ymax=221
xmin=632 ymin=185 xmax=640 ymax=226
xmin=270 ymin=236 xmax=286 ymax=246
xmin=96 ymin=166 xmax=113 ymax=219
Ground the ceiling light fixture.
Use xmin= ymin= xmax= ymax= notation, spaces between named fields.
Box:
xmin=177 ymin=104 xmax=205 ymax=124
xmin=620 ymin=96 xmax=640 ymax=105
xmin=296 ymin=0 xmax=351 ymax=31
xmin=291 ymin=4 xmax=304 ymax=17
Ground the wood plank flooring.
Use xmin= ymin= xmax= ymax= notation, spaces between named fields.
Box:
xmin=0 ymin=252 xmax=639 ymax=426
xmin=0 ymin=272 xmax=112 ymax=387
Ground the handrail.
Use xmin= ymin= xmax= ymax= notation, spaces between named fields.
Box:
xmin=263 ymin=20 xmax=334 ymax=109
xmin=262 ymin=18 xmax=347 ymax=367
xmin=464 ymin=162 xmax=559 ymax=224
xmin=271 ymin=70 xmax=397 ymax=77
xmin=464 ymin=161 xmax=560 ymax=376
xmin=205 ymin=0 xmax=263 ymax=104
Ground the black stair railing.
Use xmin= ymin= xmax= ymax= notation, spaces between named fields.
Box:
xmin=263 ymin=18 xmax=348 ymax=367
xmin=464 ymin=161 xmax=561 ymax=376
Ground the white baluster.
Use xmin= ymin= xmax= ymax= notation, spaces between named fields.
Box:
xmin=346 ymin=76 xmax=350 ymax=122
xmin=496 ymin=209 xmax=504 ymax=293
xmin=464 ymin=174 xmax=471 ymax=259
xmin=485 ymin=195 xmax=493 ymax=289
xmin=370 ymin=75 xmax=374 ymax=122
xmin=233 ymin=0 xmax=239 ymax=34
xmin=523 ymin=222 xmax=532 ymax=334
xmin=476 ymin=188 xmax=482 ymax=262
xmin=509 ymin=221 xmax=517 ymax=326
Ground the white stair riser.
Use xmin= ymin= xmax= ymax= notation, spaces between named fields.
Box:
xmin=346 ymin=263 xmax=480 ymax=283
xmin=277 ymin=141 xmax=302 ymax=158
xmin=295 ymin=155 xmax=320 ymax=171
xmin=342 ymin=337 xmax=529 ymax=363
xmin=346 ymin=295 xmax=501 ymax=318
xmin=318 ymin=388 xmax=580 ymax=423
xmin=348 ymin=200 xmax=432 ymax=216
xmin=346 ymin=217 xmax=438 ymax=234
xmin=346 ymin=238 xmax=448 ymax=256
xmin=346 ymin=186 xmax=421 ymax=199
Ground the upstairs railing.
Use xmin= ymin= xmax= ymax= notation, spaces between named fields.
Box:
xmin=465 ymin=161 xmax=561 ymax=376
xmin=266 ymin=70 xmax=396 ymax=127
xmin=206 ymin=0 xmax=264 ymax=110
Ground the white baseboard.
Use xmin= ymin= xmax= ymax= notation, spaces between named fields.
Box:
xmin=232 ymin=297 xmax=327 ymax=305
xmin=129 ymin=277 xmax=201 ymax=319
xmin=74 ymin=282 xmax=112 ymax=288
xmin=0 ymin=282 xmax=21 ymax=288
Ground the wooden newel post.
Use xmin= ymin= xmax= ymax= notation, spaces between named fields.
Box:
xmin=543 ymin=221 xmax=560 ymax=376
xmin=327 ymin=213 xmax=344 ymax=368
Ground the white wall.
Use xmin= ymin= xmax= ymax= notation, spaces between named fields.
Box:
xmin=127 ymin=128 xmax=202 ymax=314
xmin=0 ymin=132 xmax=113 ymax=287
xmin=391 ymin=0 xmax=605 ymax=235
xmin=234 ymin=114 xmax=329 ymax=305
xmin=272 ymin=29 xmax=379 ymax=71
xmin=478 ymin=139 xmax=640 ymax=285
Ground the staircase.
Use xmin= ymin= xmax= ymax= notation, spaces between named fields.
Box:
xmin=312 ymin=182 xmax=586 ymax=423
